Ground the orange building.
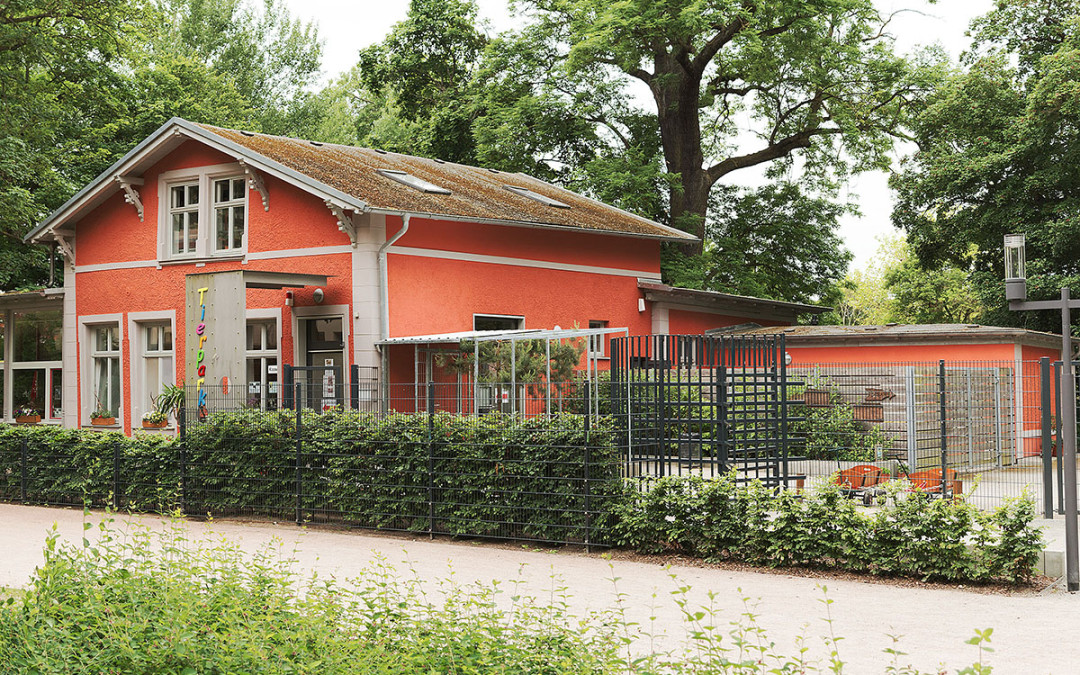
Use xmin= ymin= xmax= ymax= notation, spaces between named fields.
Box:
xmin=6 ymin=118 xmax=823 ymax=432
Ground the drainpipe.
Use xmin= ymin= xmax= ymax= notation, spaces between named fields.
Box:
xmin=377 ymin=213 xmax=411 ymax=340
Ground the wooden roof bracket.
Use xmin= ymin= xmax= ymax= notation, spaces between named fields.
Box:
xmin=326 ymin=200 xmax=359 ymax=247
xmin=238 ymin=158 xmax=269 ymax=211
xmin=114 ymin=175 xmax=144 ymax=221
xmin=53 ymin=234 xmax=75 ymax=267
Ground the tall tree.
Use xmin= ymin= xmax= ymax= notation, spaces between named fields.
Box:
xmin=0 ymin=0 xmax=138 ymax=289
xmin=891 ymin=0 xmax=1080 ymax=332
xmin=521 ymin=0 xmax=922 ymax=255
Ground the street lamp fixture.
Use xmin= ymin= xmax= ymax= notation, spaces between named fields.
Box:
xmin=1005 ymin=233 xmax=1079 ymax=592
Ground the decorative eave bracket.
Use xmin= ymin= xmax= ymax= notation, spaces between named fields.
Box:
xmin=238 ymin=159 xmax=269 ymax=211
xmin=326 ymin=201 xmax=359 ymax=247
xmin=53 ymin=235 xmax=75 ymax=267
xmin=114 ymin=175 xmax=144 ymax=221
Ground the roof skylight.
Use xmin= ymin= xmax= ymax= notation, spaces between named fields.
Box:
xmin=377 ymin=169 xmax=451 ymax=195
xmin=503 ymin=185 xmax=570 ymax=209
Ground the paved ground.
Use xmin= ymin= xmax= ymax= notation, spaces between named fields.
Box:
xmin=0 ymin=503 xmax=1075 ymax=674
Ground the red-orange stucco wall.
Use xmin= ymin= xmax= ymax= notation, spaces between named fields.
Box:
xmin=666 ymin=308 xmax=785 ymax=334
xmin=73 ymin=142 xmax=354 ymax=432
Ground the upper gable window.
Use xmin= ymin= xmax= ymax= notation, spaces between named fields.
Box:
xmin=503 ymin=185 xmax=570 ymax=209
xmin=158 ymin=163 xmax=249 ymax=261
xmin=169 ymin=183 xmax=200 ymax=256
xmin=213 ymin=177 xmax=246 ymax=252
xmin=376 ymin=169 xmax=451 ymax=195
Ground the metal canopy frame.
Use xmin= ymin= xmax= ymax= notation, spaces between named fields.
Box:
xmin=379 ymin=326 xmax=628 ymax=417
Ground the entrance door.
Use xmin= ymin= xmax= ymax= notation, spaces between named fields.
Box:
xmin=302 ymin=317 xmax=344 ymax=410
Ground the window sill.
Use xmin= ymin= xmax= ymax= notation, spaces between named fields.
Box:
xmin=81 ymin=424 xmax=122 ymax=431
xmin=157 ymin=254 xmax=245 ymax=268
xmin=135 ymin=425 xmax=175 ymax=433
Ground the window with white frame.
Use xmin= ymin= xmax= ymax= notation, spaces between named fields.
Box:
xmin=139 ymin=322 xmax=174 ymax=419
xmin=10 ymin=309 xmax=63 ymax=420
xmin=246 ymin=320 xmax=278 ymax=410
xmin=169 ymin=182 xmax=200 ymax=256
xmin=213 ymin=177 xmax=246 ymax=253
xmin=159 ymin=164 xmax=249 ymax=261
xmin=91 ymin=324 xmax=121 ymax=418
xmin=588 ymin=320 xmax=608 ymax=357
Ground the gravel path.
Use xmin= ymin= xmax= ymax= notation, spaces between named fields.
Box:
xmin=0 ymin=503 xmax=1073 ymax=674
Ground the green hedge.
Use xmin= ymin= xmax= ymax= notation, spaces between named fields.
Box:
xmin=611 ymin=474 xmax=1044 ymax=583
xmin=0 ymin=411 xmax=620 ymax=545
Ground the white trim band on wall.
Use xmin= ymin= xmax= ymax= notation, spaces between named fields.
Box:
xmin=386 ymin=245 xmax=661 ymax=280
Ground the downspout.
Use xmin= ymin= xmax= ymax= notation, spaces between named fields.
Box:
xmin=377 ymin=213 xmax=411 ymax=341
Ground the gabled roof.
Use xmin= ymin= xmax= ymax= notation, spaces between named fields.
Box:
xmin=26 ymin=118 xmax=695 ymax=244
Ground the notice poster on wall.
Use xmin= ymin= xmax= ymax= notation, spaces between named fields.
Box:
xmin=321 ymin=358 xmax=336 ymax=410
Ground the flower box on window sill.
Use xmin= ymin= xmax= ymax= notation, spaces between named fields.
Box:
xmin=15 ymin=415 xmax=41 ymax=425
xmin=141 ymin=420 xmax=168 ymax=429
xmin=91 ymin=417 xmax=116 ymax=426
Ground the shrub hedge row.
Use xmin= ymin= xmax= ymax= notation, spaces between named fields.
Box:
xmin=0 ymin=411 xmax=620 ymax=544
xmin=612 ymin=474 xmax=1043 ymax=583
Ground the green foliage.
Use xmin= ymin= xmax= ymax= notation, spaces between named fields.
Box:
xmin=436 ymin=337 xmax=586 ymax=389
xmin=0 ymin=518 xmax=1002 ymax=674
xmin=0 ymin=410 xmax=618 ymax=544
xmin=612 ymin=474 xmax=1043 ymax=584
xmin=891 ymin=0 xmax=1080 ymax=332
xmin=790 ymin=403 xmax=889 ymax=462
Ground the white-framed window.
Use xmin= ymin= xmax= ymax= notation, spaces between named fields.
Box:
xmin=140 ymin=322 xmax=174 ymax=418
xmin=3 ymin=308 xmax=64 ymax=421
xmin=588 ymin=320 xmax=608 ymax=358
xmin=90 ymin=324 xmax=121 ymax=418
xmin=158 ymin=163 xmax=249 ymax=261
xmin=168 ymin=182 xmax=200 ymax=256
xmin=246 ymin=319 xmax=279 ymax=410
xmin=213 ymin=177 xmax=247 ymax=253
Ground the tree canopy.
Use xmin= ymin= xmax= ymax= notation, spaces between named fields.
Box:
xmin=892 ymin=0 xmax=1080 ymax=332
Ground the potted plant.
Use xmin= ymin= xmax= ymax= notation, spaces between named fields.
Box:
xmin=14 ymin=405 xmax=41 ymax=425
xmin=90 ymin=402 xmax=116 ymax=426
xmin=141 ymin=410 xmax=168 ymax=429
xmin=157 ymin=384 xmax=185 ymax=420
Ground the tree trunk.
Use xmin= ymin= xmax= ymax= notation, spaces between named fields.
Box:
xmin=651 ymin=54 xmax=708 ymax=258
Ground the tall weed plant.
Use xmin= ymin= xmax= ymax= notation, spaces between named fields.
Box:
xmin=0 ymin=517 xmax=1000 ymax=674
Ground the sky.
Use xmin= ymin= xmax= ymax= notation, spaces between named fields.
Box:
xmin=279 ymin=0 xmax=995 ymax=272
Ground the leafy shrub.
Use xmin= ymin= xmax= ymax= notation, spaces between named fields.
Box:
xmin=789 ymin=390 xmax=889 ymax=461
xmin=612 ymin=474 xmax=1043 ymax=584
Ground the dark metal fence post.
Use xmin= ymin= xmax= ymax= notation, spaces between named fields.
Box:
xmin=295 ymin=380 xmax=303 ymax=526
xmin=20 ymin=436 xmax=28 ymax=503
xmin=939 ymin=360 xmax=948 ymax=495
xmin=112 ymin=438 xmax=121 ymax=511
xmin=584 ymin=385 xmax=592 ymax=553
xmin=427 ymin=381 xmax=435 ymax=539
xmin=1057 ymin=361 xmax=1065 ymax=514
xmin=350 ymin=364 xmax=360 ymax=410
xmin=1041 ymin=357 xmax=1055 ymax=518
xmin=178 ymin=406 xmax=187 ymax=514
xmin=283 ymin=364 xmax=295 ymax=410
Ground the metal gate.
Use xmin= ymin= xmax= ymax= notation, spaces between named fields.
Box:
xmin=609 ymin=334 xmax=795 ymax=486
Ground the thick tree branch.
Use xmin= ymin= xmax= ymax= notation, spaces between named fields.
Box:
xmin=706 ymin=127 xmax=842 ymax=184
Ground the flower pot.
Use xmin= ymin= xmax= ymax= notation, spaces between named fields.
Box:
xmin=141 ymin=420 xmax=168 ymax=429
xmin=15 ymin=415 xmax=41 ymax=425
xmin=91 ymin=417 xmax=116 ymax=426
xmin=803 ymin=388 xmax=831 ymax=407
xmin=853 ymin=403 xmax=884 ymax=422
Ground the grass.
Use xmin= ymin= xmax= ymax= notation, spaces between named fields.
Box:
xmin=0 ymin=513 xmax=998 ymax=674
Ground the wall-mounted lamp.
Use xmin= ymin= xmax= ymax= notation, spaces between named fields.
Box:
xmin=285 ymin=290 xmax=294 ymax=307
xmin=638 ymin=298 xmax=646 ymax=313
xmin=1004 ymin=234 xmax=1027 ymax=301
xmin=313 ymin=288 xmax=325 ymax=304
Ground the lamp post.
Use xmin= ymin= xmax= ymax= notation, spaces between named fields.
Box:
xmin=1005 ymin=233 xmax=1079 ymax=591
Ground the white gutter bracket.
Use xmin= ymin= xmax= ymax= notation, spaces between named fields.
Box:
xmin=238 ymin=158 xmax=269 ymax=211
xmin=114 ymin=175 xmax=144 ymax=221
xmin=326 ymin=201 xmax=359 ymax=247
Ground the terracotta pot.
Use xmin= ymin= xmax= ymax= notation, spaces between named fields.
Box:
xmin=15 ymin=415 xmax=41 ymax=425
xmin=141 ymin=420 xmax=168 ymax=429
xmin=91 ymin=417 xmax=116 ymax=426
